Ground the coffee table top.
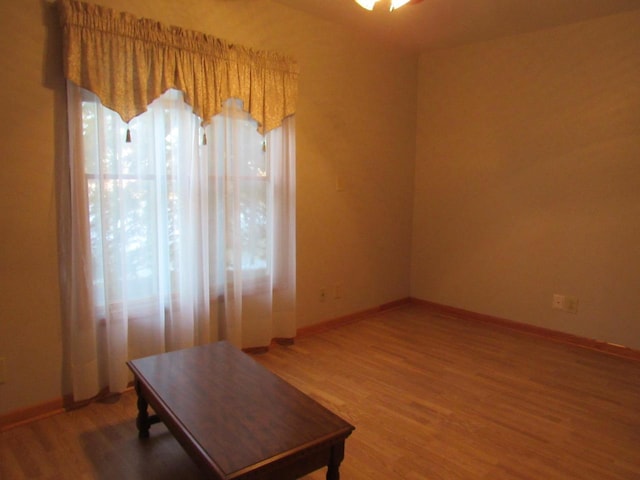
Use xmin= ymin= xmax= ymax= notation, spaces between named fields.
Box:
xmin=127 ymin=341 xmax=354 ymax=479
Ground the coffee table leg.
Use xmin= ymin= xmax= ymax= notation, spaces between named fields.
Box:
xmin=134 ymin=380 xmax=151 ymax=438
xmin=327 ymin=442 xmax=345 ymax=480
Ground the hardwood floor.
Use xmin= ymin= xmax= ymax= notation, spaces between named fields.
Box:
xmin=2 ymin=304 xmax=639 ymax=479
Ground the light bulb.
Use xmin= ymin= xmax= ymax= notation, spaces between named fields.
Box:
xmin=354 ymin=0 xmax=378 ymax=10
xmin=390 ymin=0 xmax=411 ymax=10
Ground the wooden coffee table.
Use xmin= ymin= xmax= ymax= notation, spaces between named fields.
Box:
xmin=126 ymin=341 xmax=354 ymax=479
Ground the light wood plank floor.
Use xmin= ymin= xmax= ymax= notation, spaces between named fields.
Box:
xmin=2 ymin=304 xmax=639 ymax=479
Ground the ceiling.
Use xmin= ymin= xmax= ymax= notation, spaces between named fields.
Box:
xmin=272 ymin=0 xmax=640 ymax=52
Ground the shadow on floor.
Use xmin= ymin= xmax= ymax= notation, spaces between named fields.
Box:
xmin=80 ymin=418 xmax=207 ymax=480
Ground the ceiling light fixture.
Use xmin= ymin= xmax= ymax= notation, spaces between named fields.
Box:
xmin=354 ymin=0 xmax=422 ymax=11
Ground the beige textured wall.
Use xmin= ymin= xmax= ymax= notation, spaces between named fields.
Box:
xmin=412 ymin=10 xmax=640 ymax=349
xmin=0 ymin=0 xmax=416 ymax=414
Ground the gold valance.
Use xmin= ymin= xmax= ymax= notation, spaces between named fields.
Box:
xmin=57 ymin=0 xmax=299 ymax=134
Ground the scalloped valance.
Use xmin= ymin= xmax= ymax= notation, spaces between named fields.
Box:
xmin=57 ymin=0 xmax=299 ymax=134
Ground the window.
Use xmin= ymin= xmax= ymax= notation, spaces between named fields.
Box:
xmin=68 ymin=83 xmax=295 ymax=375
xmin=78 ymin=88 xmax=278 ymax=314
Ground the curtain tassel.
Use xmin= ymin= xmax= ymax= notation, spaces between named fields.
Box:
xmin=125 ymin=128 xmax=132 ymax=143
xmin=202 ymin=132 xmax=207 ymax=146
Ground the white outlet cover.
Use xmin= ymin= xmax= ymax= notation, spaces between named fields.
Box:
xmin=552 ymin=294 xmax=564 ymax=309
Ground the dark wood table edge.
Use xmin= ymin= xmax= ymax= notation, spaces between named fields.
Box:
xmin=126 ymin=356 xmax=355 ymax=480
xmin=229 ymin=428 xmax=353 ymax=480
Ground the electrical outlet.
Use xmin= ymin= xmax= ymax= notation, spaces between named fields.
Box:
xmin=0 ymin=357 xmax=5 ymax=384
xmin=552 ymin=294 xmax=565 ymax=310
xmin=564 ymin=296 xmax=579 ymax=314
xmin=552 ymin=294 xmax=579 ymax=314
xmin=319 ymin=288 xmax=327 ymax=302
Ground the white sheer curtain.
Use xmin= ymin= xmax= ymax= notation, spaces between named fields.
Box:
xmin=66 ymin=83 xmax=296 ymax=401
